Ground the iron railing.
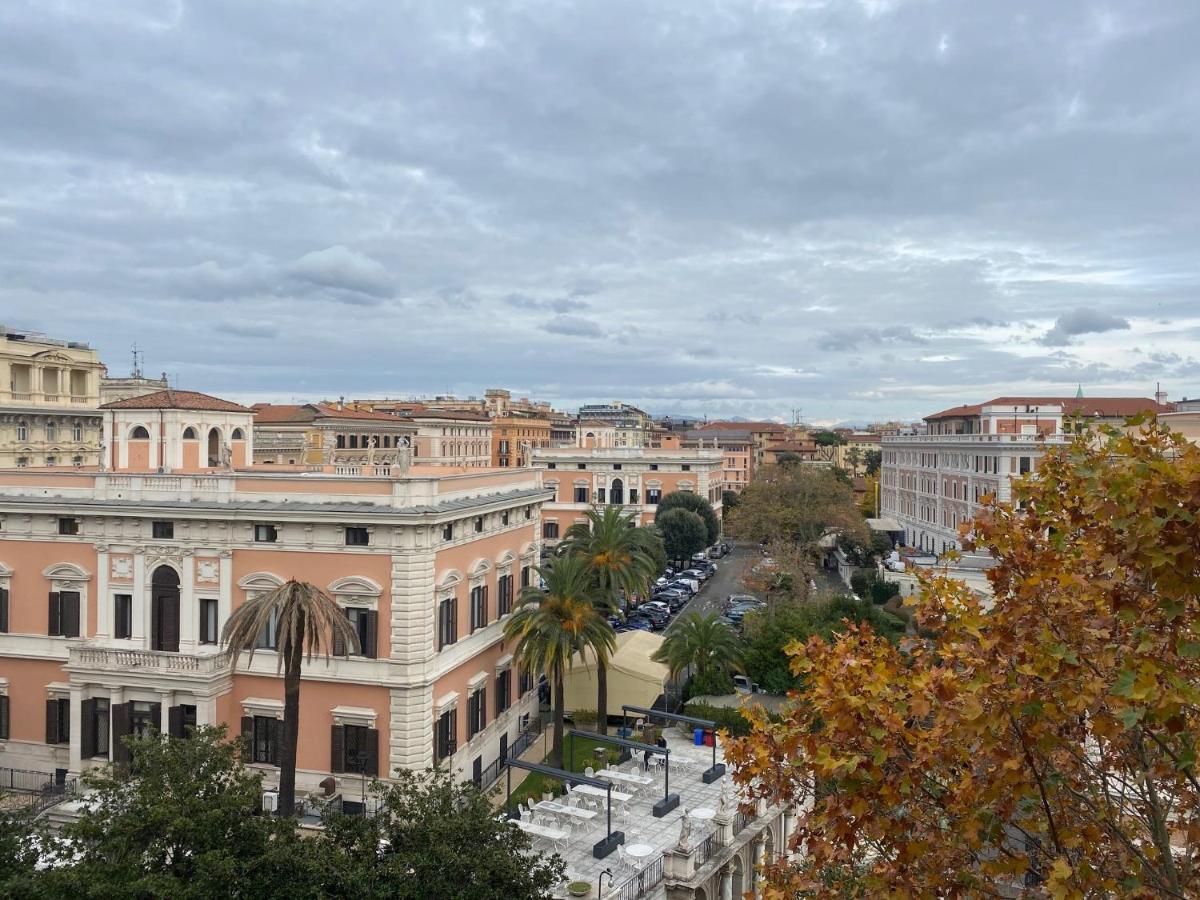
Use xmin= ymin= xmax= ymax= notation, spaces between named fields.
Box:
xmin=734 ymin=810 xmax=753 ymax=834
xmin=478 ymin=712 xmax=545 ymax=794
xmin=0 ymin=767 xmax=78 ymax=815
xmin=614 ymin=854 xmax=664 ymax=900
xmin=695 ymin=833 xmax=716 ymax=866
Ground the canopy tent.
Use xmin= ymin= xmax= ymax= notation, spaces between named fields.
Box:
xmin=563 ymin=629 xmax=668 ymax=714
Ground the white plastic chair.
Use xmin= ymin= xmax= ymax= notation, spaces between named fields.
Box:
xmin=551 ymin=821 xmax=573 ymax=854
xmin=584 ymin=766 xmax=595 ymax=778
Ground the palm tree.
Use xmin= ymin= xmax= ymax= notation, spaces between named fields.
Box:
xmin=503 ymin=555 xmax=615 ymax=767
xmin=222 ymin=579 xmax=359 ymax=817
xmin=652 ymin=612 xmax=743 ymax=694
xmin=560 ymin=506 xmax=659 ymax=734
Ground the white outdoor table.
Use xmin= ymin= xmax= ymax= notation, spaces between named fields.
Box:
xmin=625 ymin=842 xmax=655 ymax=859
xmin=598 ymin=768 xmax=654 ymax=786
xmin=516 ymin=820 xmax=569 ymax=840
xmin=571 ymin=784 xmax=633 ymax=803
xmin=691 ymin=807 xmax=716 ymax=822
xmin=536 ymin=800 xmax=597 ymax=820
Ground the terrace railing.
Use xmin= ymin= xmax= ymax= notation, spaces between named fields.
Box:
xmin=614 ymin=854 xmax=664 ymax=900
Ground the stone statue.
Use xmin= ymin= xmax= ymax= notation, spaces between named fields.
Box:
xmin=676 ymin=808 xmax=692 ymax=850
xmin=219 ymin=441 xmax=233 ymax=469
xmin=396 ymin=442 xmax=413 ymax=476
xmin=518 ymin=440 xmax=532 ymax=467
xmin=717 ymin=782 xmax=729 ymax=816
xmin=367 ymin=435 xmax=378 ymax=466
xmin=98 ymin=438 xmax=107 ymax=471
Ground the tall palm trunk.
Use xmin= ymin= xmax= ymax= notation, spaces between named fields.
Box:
xmin=551 ymin=665 xmax=565 ymax=768
xmin=278 ymin=627 xmax=303 ymax=817
xmin=596 ymin=660 xmax=609 ymax=736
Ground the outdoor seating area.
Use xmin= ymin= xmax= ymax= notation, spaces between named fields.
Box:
xmin=509 ymin=728 xmax=754 ymax=899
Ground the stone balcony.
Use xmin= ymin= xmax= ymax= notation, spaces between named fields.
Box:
xmin=67 ymin=645 xmax=231 ymax=679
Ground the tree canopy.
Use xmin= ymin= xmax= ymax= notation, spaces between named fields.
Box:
xmin=727 ymin=421 xmax=1200 ymax=898
xmin=656 ymin=490 xmax=721 ymax=545
xmin=654 ymin=507 xmax=709 ymax=561
xmin=729 ymin=464 xmax=867 ymax=549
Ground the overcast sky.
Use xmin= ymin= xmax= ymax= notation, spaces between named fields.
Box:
xmin=2 ymin=1 xmax=1198 ymax=423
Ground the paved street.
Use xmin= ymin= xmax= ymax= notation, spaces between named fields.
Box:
xmin=665 ymin=546 xmax=755 ymax=629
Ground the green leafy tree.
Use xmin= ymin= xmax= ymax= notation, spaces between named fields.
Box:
xmin=222 ymin=579 xmax=359 ymax=817
xmin=721 ymin=490 xmax=741 ymax=514
xmin=36 ymin=727 xmax=319 ymax=898
xmin=730 ymin=464 xmax=867 ymax=550
xmin=863 ymin=448 xmax=882 ymax=476
xmin=320 ymin=768 xmax=564 ymax=899
xmin=653 ymin=612 xmax=743 ymax=698
xmin=0 ymin=807 xmax=44 ymax=897
xmin=656 ymin=491 xmax=721 ymax=545
xmin=560 ymin=506 xmax=658 ymax=733
xmin=654 ymin=507 xmax=708 ymax=563
xmin=503 ymin=556 xmax=614 ymax=766
xmin=811 ymin=430 xmax=848 ymax=463
xmin=741 ymin=596 xmax=904 ymax=693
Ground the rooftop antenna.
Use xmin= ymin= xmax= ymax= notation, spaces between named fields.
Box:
xmin=131 ymin=343 xmax=144 ymax=378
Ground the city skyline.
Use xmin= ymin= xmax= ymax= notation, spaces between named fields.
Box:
xmin=2 ymin=1 xmax=1198 ymax=421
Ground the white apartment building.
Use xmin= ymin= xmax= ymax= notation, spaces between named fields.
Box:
xmin=881 ymin=395 xmax=1169 ymax=554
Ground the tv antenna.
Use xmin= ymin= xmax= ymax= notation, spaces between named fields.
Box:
xmin=131 ymin=343 xmax=144 ymax=378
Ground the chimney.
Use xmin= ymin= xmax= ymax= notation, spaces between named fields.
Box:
xmin=1155 ymin=382 xmax=1168 ymax=407
xmin=338 ymin=395 xmax=345 ymax=411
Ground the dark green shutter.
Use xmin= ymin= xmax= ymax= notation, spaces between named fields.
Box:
xmin=333 ymin=608 xmax=349 ymax=657
xmin=81 ymin=699 xmax=96 ymax=758
xmin=112 ymin=703 xmax=132 ymax=765
xmin=0 ymin=695 xmax=9 ymax=741
xmin=62 ymin=592 xmax=80 ymax=638
xmin=363 ymin=611 xmax=378 ymax=659
xmin=270 ymin=718 xmax=283 ymax=766
xmin=168 ymin=706 xmax=183 ymax=739
xmin=0 ymin=587 xmax=8 ymax=632
xmin=160 ymin=595 xmax=179 ymax=652
xmin=331 ymin=724 xmax=345 ymax=773
xmin=45 ymin=699 xmax=58 ymax=744
xmin=48 ymin=592 xmax=61 ymax=636
xmin=240 ymin=716 xmax=253 ymax=762
xmin=149 ymin=703 xmax=162 ymax=733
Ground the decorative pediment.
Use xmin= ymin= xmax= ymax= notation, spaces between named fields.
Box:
xmin=328 ymin=575 xmax=382 ymax=597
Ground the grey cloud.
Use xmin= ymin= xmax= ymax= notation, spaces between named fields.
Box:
xmin=1038 ymin=308 xmax=1131 ymax=346
xmin=214 ymin=321 xmax=278 ymax=339
xmin=0 ymin=1 xmax=1198 ymax=422
xmin=289 ymin=246 xmax=393 ymax=298
xmin=544 ymin=315 xmax=604 ymax=338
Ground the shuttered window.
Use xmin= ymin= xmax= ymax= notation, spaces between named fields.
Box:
xmin=45 ymin=698 xmax=70 ymax=744
xmin=437 ymin=597 xmax=458 ymax=650
xmin=48 ymin=591 xmax=80 ymax=638
xmin=0 ymin=587 xmax=9 ymax=633
xmin=331 ymin=723 xmax=379 ymax=777
xmin=469 ymin=585 xmax=488 ymax=632
xmin=198 ymin=599 xmax=218 ymax=645
xmin=81 ymin=698 xmax=110 ymax=758
xmin=0 ymin=695 xmax=8 ymax=740
xmin=168 ymin=704 xmax=197 ymax=739
xmin=497 ymin=574 xmax=513 ymax=617
xmin=114 ymin=594 xmax=132 ymax=640
xmin=335 ymin=607 xmax=378 ymax=659
xmin=434 ymin=708 xmax=457 ymax=762
xmin=468 ymin=687 xmax=486 ymax=738
xmin=244 ymin=715 xmax=282 ymax=766
xmin=496 ymin=670 xmax=511 ymax=715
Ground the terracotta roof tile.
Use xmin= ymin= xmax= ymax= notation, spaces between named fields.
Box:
xmin=101 ymin=389 xmax=253 ymax=413
xmin=925 ymin=396 xmax=1170 ymax=421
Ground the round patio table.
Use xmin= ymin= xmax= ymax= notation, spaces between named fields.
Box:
xmin=625 ymin=842 xmax=655 ymax=859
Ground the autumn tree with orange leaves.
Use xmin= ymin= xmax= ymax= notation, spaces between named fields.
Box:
xmin=727 ymin=421 xmax=1200 ymax=898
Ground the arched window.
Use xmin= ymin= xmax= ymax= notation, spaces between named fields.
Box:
xmin=130 ymin=425 xmax=150 ymax=440
xmin=231 ymin=427 xmax=245 ymax=440
xmin=182 ymin=426 xmax=198 ymax=440
xmin=207 ymin=428 xmax=221 ymax=466
xmin=45 ymin=421 xmax=57 ymax=440
xmin=610 ymin=478 xmax=624 ymax=505
xmin=72 ymin=421 xmax=83 ymax=442
xmin=151 ymin=566 xmax=181 ymax=653
xmin=16 ymin=421 xmax=28 ymax=441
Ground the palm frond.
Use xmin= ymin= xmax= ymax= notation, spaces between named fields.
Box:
xmin=222 ymin=579 xmax=360 ymax=673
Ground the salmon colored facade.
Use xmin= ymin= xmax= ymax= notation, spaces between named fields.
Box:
xmin=0 ymin=389 xmax=550 ymax=802
xmin=530 ymin=446 xmax=725 ymax=544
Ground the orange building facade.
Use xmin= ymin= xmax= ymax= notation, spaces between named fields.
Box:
xmin=491 ymin=414 xmax=551 ymax=467
xmin=0 ymin=391 xmax=549 ymax=801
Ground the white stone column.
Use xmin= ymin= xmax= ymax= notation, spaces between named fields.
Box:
xmin=95 ymin=544 xmax=110 ymax=639
xmin=68 ymin=684 xmax=84 ymax=775
xmin=179 ymin=553 xmax=196 ymax=649
xmin=132 ymin=548 xmax=147 ymax=642
xmin=720 ymin=867 xmax=733 ymax=900
xmin=218 ymin=550 xmax=233 ymax=637
xmin=754 ymin=838 xmax=766 ymax=897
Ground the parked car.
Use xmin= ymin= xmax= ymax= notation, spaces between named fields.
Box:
xmin=665 ymin=594 xmax=689 ymax=612
xmin=653 ymin=588 xmax=687 ymax=605
xmin=707 ymin=545 xmax=723 ymax=559
xmin=620 ymin=615 xmax=654 ymax=632
xmin=666 ymin=579 xmax=696 ymax=595
xmin=640 ymin=607 xmax=670 ymax=630
xmin=733 ymin=675 xmax=763 ymax=694
xmin=682 ymin=568 xmax=709 ymax=582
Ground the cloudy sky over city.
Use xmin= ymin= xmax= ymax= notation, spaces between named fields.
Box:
xmin=2 ymin=0 xmax=1198 ymax=423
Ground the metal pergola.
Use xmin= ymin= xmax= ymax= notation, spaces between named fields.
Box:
xmin=621 ymin=704 xmax=726 ymax=783
xmin=504 ymin=758 xmax=625 ymax=858
xmin=567 ymin=728 xmax=680 ymax=817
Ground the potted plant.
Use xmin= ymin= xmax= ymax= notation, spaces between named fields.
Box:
xmin=567 ymin=880 xmax=591 ymax=897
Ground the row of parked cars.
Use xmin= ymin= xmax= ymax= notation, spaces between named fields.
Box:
xmin=717 ymin=593 xmax=767 ymax=631
xmin=613 ymin=552 xmax=721 ymax=633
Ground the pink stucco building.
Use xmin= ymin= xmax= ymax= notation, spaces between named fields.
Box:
xmin=0 ymin=390 xmax=550 ymax=800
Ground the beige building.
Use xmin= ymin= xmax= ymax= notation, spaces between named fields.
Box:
xmin=349 ymin=401 xmax=494 ymax=468
xmin=0 ymin=326 xmax=106 ymax=469
xmin=251 ymin=403 xmax=418 ymax=467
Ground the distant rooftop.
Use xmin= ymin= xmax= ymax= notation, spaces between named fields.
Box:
xmin=101 ymin=389 xmax=253 ymax=413
xmin=924 ymin=396 xmax=1171 ymax=421
xmin=0 ymin=324 xmax=91 ymax=350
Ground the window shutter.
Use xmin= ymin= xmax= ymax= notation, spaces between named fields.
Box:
xmin=364 ymin=611 xmax=378 ymax=659
xmin=168 ymin=706 xmax=184 ymax=739
xmin=363 ymin=728 xmax=379 ymax=777
xmin=148 ymin=702 xmax=162 ymax=733
xmin=331 ymin=724 xmax=345 ymax=773
xmin=451 ymin=598 xmax=458 ymax=643
xmin=479 ymin=688 xmax=486 ymax=732
xmin=270 ymin=718 xmax=283 ymax=766
xmin=482 ymin=585 xmax=489 ymax=627
xmin=0 ymin=587 xmax=8 ymax=632
xmin=111 ymin=702 xmax=132 ymax=765
xmin=81 ymin=699 xmax=96 ymax=758
xmin=48 ymin=592 xmax=61 ymax=636
xmin=62 ymin=593 xmax=80 ymax=638
xmin=161 ymin=596 xmax=179 ymax=653
xmin=150 ymin=595 xmax=160 ymax=649
xmin=46 ymin=699 xmax=59 ymax=744
xmin=333 ymin=608 xmax=349 ymax=657
xmin=0 ymin=696 xmax=8 ymax=741
xmin=240 ymin=716 xmax=253 ymax=762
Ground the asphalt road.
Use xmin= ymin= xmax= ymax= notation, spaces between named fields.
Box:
xmin=664 ymin=546 xmax=756 ymax=630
